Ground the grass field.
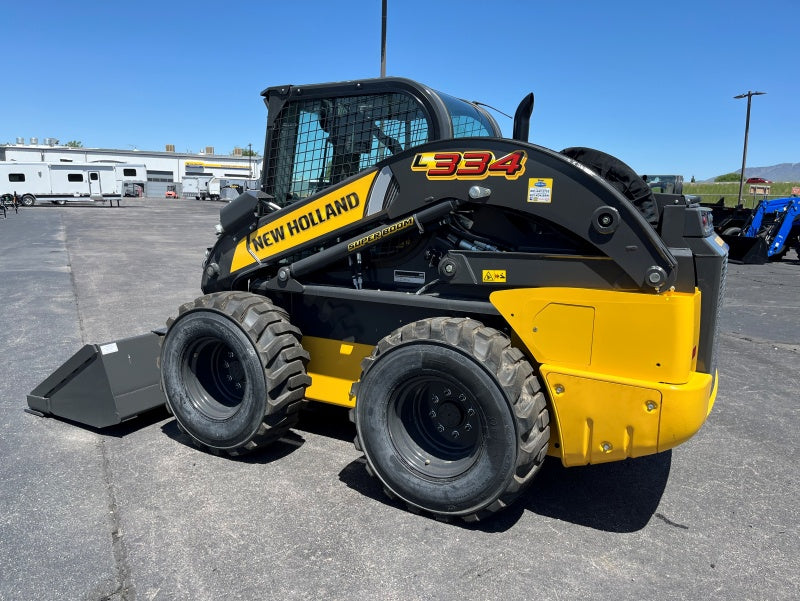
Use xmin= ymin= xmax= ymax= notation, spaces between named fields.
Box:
xmin=685 ymin=182 xmax=800 ymax=207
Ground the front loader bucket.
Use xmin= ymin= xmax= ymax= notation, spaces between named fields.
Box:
xmin=721 ymin=234 xmax=768 ymax=264
xmin=26 ymin=331 xmax=166 ymax=428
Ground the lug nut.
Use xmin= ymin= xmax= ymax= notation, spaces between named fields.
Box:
xmin=429 ymin=410 xmax=437 ymax=418
xmin=466 ymin=408 xmax=475 ymax=417
xmin=464 ymin=423 xmax=472 ymax=431
xmin=451 ymin=431 xmax=460 ymax=439
xmin=437 ymin=424 xmax=445 ymax=433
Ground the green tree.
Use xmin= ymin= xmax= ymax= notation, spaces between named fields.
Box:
xmin=715 ymin=172 xmax=741 ymax=182
xmin=241 ymin=148 xmax=260 ymax=157
xmin=65 ymin=140 xmax=83 ymax=148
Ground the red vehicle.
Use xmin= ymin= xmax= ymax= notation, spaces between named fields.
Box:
xmin=746 ymin=177 xmax=770 ymax=184
xmin=165 ymin=190 xmax=178 ymax=198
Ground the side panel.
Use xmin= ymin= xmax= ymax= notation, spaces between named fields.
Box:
xmin=0 ymin=163 xmax=52 ymax=195
xmin=490 ymin=287 xmax=713 ymax=466
xmin=541 ymin=367 xmax=714 ymax=466
xmin=303 ymin=336 xmax=373 ymax=408
xmin=49 ymin=166 xmax=91 ymax=196
xmin=490 ymin=287 xmax=702 ymax=384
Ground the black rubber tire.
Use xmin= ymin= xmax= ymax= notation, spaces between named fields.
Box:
xmin=160 ymin=291 xmax=310 ymax=455
xmin=561 ymin=147 xmax=659 ymax=227
xmin=722 ymin=226 xmax=742 ymax=236
xmin=20 ymin=194 xmax=35 ymax=207
xmin=352 ymin=317 xmax=550 ymax=521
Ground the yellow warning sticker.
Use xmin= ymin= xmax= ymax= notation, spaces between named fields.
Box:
xmin=482 ymin=269 xmax=507 ymax=283
xmin=527 ymin=178 xmax=553 ymax=203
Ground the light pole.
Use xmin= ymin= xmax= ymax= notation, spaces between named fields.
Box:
xmin=734 ymin=91 xmax=765 ymax=206
xmin=248 ymin=143 xmax=252 ymax=179
xmin=380 ymin=0 xmax=387 ymax=77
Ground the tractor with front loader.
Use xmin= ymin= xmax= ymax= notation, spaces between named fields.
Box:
xmin=28 ymin=77 xmax=727 ymax=522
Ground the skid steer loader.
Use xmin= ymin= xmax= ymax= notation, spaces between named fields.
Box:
xmin=28 ymin=77 xmax=727 ymax=521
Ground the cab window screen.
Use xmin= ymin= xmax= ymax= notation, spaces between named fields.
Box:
xmin=265 ymin=92 xmax=430 ymax=205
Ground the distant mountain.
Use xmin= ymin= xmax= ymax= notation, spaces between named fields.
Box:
xmin=708 ymin=163 xmax=800 ymax=182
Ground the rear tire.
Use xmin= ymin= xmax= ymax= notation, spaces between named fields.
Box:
xmin=161 ymin=291 xmax=310 ymax=455
xmin=561 ymin=147 xmax=659 ymax=227
xmin=353 ymin=317 xmax=550 ymax=521
xmin=20 ymin=194 xmax=35 ymax=207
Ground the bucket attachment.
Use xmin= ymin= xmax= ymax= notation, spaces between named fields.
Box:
xmin=26 ymin=331 xmax=166 ymax=428
xmin=721 ymin=234 xmax=768 ymax=264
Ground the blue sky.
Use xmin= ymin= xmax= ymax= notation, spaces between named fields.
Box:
xmin=2 ymin=0 xmax=796 ymax=180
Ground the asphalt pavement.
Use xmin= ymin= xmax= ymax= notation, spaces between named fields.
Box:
xmin=0 ymin=198 xmax=797 ymax=601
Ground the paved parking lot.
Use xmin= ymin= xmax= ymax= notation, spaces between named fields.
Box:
xmin=1 ymin=198 xmax=798 ymax=601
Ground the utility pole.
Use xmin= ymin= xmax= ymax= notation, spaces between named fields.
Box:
xmin=248 ymin=143 xmax=253 ymax=179
xmin=734 ymin=91 xmax=766 ymax=206
xmin=380 ymin=0 xmax=387 ymax=77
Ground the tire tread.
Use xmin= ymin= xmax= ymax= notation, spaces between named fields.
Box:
xmin=352 ymin=317 xmax=550 ymax=522
xmin=164 ymin=291 xmax=310 ymax=456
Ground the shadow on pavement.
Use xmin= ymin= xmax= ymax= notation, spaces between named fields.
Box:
xmin=22 ymin=404 xmax=171 ymax=437
xmin=339 ymin=451 xmax=671 ymax=533
xmin=159 ymin=419 xmax=306 ymax=464
xmin=295 ymin=403 xmax=356 ymax=442
xmin=519 ymin=451 xmax=672 ymax=532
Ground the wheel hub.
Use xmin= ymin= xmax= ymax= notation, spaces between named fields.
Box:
xmin=184 ymin=338 xmax=247 ymax=420
xmin=388 ymin=376 xmax=483 ymax=479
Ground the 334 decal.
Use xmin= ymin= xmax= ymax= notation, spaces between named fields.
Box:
xmin=411 ymin=150 xmax=526 ymax=180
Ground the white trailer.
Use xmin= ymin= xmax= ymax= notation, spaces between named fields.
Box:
xmin=181 ymin=175 xmax=213 ymax=200
xmin=0 ymin=162 xmax=146 ymax=206
xmin=207 ymin=177 xmax=259 ymax=202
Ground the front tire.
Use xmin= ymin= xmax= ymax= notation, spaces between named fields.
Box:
xmin=161 ymin=291 xmax=310 ymax=455
xmin=20 ymin=194 xmax=35 ymax=207
xmin=353 ymin=317 xmax=550 ymax=521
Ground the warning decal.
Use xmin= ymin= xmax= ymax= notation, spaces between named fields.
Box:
xmin=482 ymin=269 xmax=507 ymax=283
xmin=527 ymin=178 xmax=553 ymax=203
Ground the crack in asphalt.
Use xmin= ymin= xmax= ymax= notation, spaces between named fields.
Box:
xmin=721 ymin=331 xmax=800 ymax=354
xmin=655 ymin=512 xmax=690 ymax=530
xmin=99 ymin=438 xmax=134 ymax=601
xmin=63 ymin=212 xmax=134 ymax=600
